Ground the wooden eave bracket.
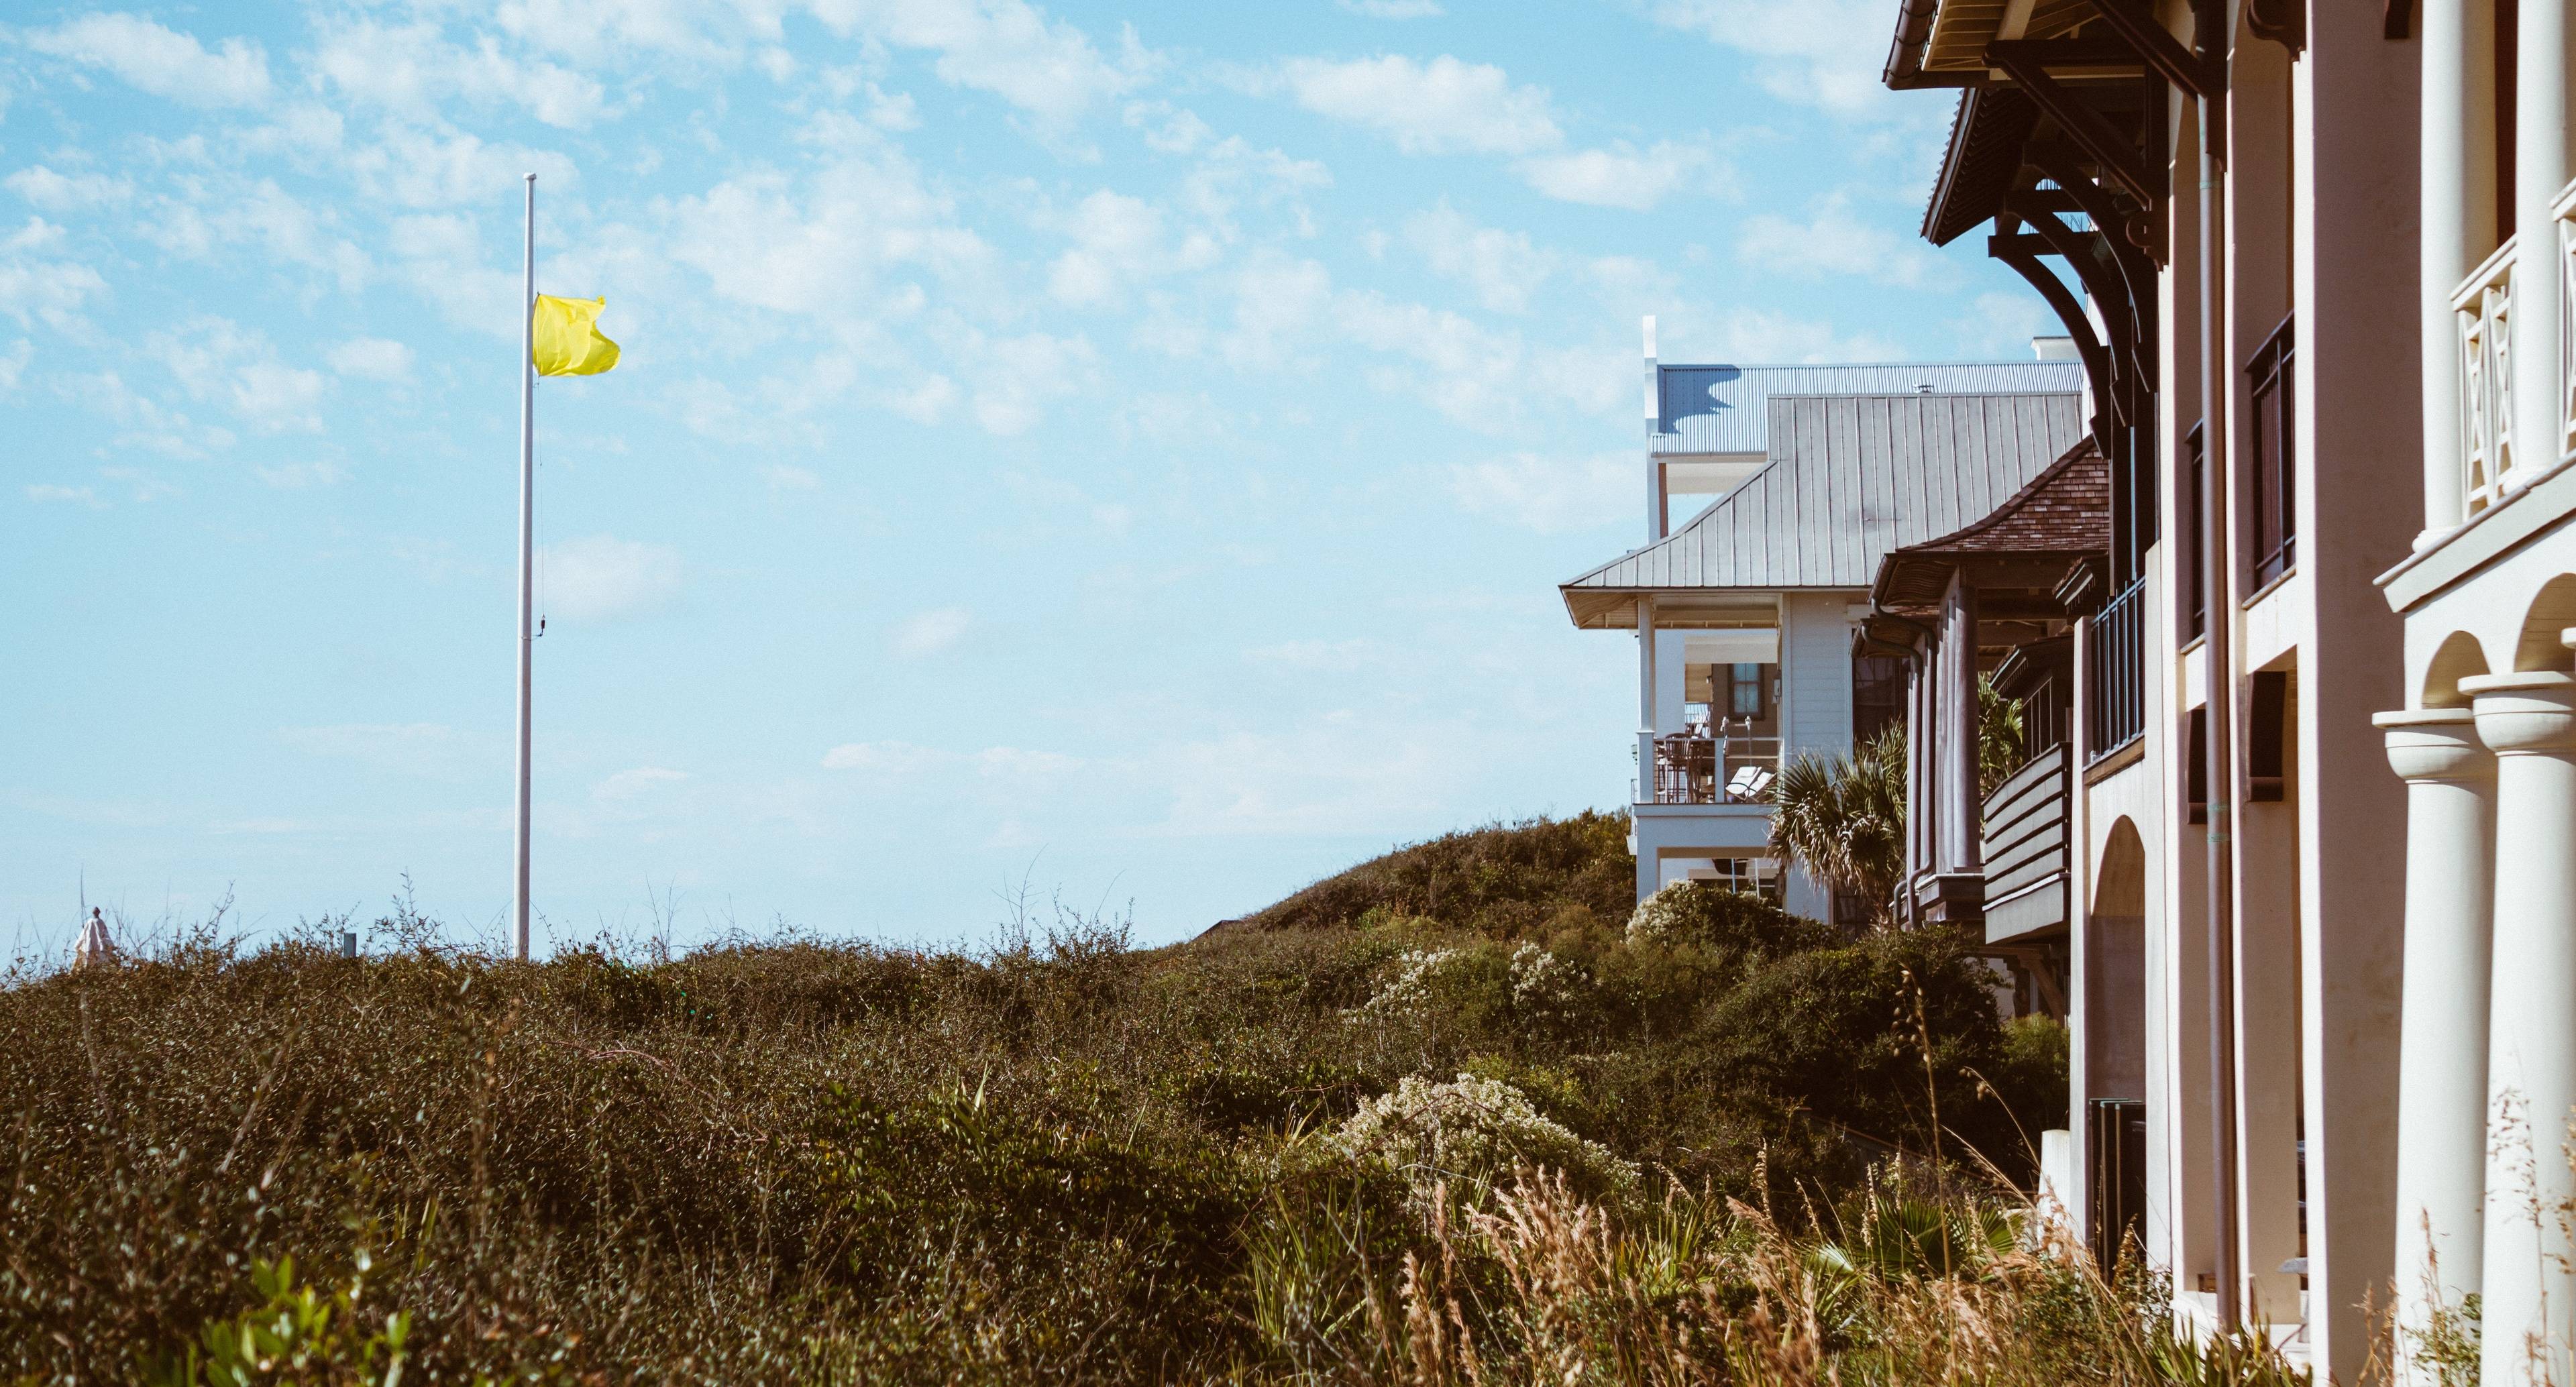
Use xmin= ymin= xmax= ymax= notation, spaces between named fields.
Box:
xmin=2084 ymin=0 xmax=2208 ymax=97
xmin=1983 ymin=44 xmax=2158 ymax=207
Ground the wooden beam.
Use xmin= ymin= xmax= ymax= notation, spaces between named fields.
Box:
xmin=2084 ymin=0 xmax=2210 ymax=97
xmin=1990 ymin=238 xmax=2111 ymax=414
xmin=1986 ymin=44 xmax=2158 ymax=207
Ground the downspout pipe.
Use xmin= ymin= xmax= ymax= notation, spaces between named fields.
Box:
xmin=2194 ymin=0 xmax=2243 ymax=1335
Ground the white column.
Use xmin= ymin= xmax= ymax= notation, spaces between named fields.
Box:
xmin=1638 ymin=598 xmax=1658 ymax=808
xmin=2466 ymin=669 xmax=2576 ymax=1387
xmin=2378 ymin=709 xmax=2496 ymax=1383
xmin=2422 ymin=0 xmax=2498 ymax=540
xmin=2510 ymin=0 xmax=2573 ymax=490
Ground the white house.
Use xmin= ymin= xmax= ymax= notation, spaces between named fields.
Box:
xmin=1558 ymin=341 xmax=2085 ymax=917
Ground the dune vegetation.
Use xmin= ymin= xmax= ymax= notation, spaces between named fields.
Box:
xmin=1 ymin=816 xmax=2302 ymax=1384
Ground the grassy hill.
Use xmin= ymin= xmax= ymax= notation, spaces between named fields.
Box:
xmin=0 ymin=818 xmax=2263 ymax=1386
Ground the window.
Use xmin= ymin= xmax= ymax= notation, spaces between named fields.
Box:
xmin=1727 ymin=663 xmax=1768 ymax=719
xmin=1852 ymin=655 xmax=1907 ymax=741
xmin=2248 ymin=316 xmax=2296 ymax=588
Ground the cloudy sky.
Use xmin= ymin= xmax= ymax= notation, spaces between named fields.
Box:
xmin=2 ymin=0 xmax=2047 ymax=955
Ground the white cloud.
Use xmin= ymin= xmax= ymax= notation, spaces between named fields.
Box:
xmin=24 ymin=13 xmax=271 ymax=108
xmin=973 ymin=331 xmax=1096 ymax=434
xmin=1280 ymin=54 xmax=1560 ymax=156
xmin=542 ymin=536 xmax=684 ymax=621
xmin=1340 ymin=0 xmax=1446 ymax=15
xmin=1737 ymin=193 xmax=1945 ymax=286
xmin=25 ymin=483 xmax=102 ymax=507
xmin=1404 ymin=204 xmax=1553 ymax=313
xmin=1515 ymin=140 xmax=1715 ymax=211
xmin=348 ymin=126 xmax=578 ymax=211
xmin=806 ymin=0 xmax=1144 ymax=128
xmin=665 ymin=134 xmax=992 ymax=319
xmin=1649 ymin=0 xmax=1897 ymax=118
xmin=1047 ymin=188 xmax=1212 ymax=306
xmin=6 ymin=165 xmax=133 ymax=212
xmin=891 ymin=604 xmax=972 ymax=656
xmin=144 ymin=176 xmax=370 ymax=292
xmin=1446 ymin=451 xmax=1631 ymax=533
xmin=328 ymin=337 xmax=415 ymax=380
xmin=0 ymin=217 xmax=108 ymax=329
xmin=146 ymin=318 xmax=328 ymax=433
xmin=0 ymin=339 xmax=30 ymax=390
xmin=311 ymin=19 xmax=610 ymax=129
xmin=762 ymin=463 xmax=822 ymax=490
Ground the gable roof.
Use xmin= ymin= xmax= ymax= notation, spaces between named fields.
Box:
xmin=1871 ymin=437 xmax=2109 ymax=613
xmin=1654 ymin=359 xmax=2084 ymax=455
xmin=1563 ymin=390 xmax=2089 ymax=628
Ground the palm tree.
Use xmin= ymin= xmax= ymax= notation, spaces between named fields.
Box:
xmin=1768 ymin=724 xmax=1909 ymax=928
xmin=1770 ymin=676 xmax=2026 ymax=928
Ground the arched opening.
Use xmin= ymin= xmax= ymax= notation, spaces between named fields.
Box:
xmin=2512 ymin=574 xmax=2576 ymax=672
xmin=2423 ymin=630 xmax=2491 ymax=707
xmin=2087 ymin=818 xmax=2149 ymax=1272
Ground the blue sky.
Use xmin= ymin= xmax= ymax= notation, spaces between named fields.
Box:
xmin=1 ymin=0 xmax=2048 ymax=956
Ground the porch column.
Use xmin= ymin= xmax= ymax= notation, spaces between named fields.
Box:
xmin=1939 ymin=573 xmax=1981 ymax=879
xmin=2377 ymin=709 xmax=2495 ymax=1383
xmin=1638 ymin=597 xmax=1658 ymax=810
xmin=2465 ymin=669 xmax=2576 ymax=1387
xmin=2509 ymin=0 xmax=2573 ymax=491
xmin=2421 ymin=0 xmax=2497 ymax=539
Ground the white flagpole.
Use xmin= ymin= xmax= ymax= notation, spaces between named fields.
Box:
xmin=513 ymin=172 xmax=536 ymax=961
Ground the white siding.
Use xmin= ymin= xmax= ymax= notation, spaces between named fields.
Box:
xmin=1781 ymin=592 xmax=1859 ymax=761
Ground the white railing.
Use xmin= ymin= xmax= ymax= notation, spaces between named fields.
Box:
xmin=2455 ymin=235 xmax=2516 ymax=516
xmin=2451 ymin=180 xmax=2576 ymax=520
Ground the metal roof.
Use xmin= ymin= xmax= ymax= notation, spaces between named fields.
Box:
xmin=1565 ymin=390 xmax=2089 ymax=628
xmin=1653 ymin=360 xmax=2084 ymax=454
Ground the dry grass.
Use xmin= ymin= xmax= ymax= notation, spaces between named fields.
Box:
xmin=0 ymin=821 xmax=2282 ymax=1384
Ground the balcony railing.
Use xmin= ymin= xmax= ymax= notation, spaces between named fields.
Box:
xmin=2247 ymin=315 xmax=2296 ymax=586
xmin=2454 ymin=236 xmax=2517 ymax=515
xmin=2086 ymin=577 xmax=2147 ymax=764
xmin=1646 ymin=732 xmax=1781 ymax=805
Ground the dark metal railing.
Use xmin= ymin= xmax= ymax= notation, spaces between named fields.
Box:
xmin=1650 ymin=733 xmax=1780 ymax=804
xmin=2086 ymin=578 xmax=2147 ymax=763
xmin=2247 ymin=315 xmax=2297 ymax=588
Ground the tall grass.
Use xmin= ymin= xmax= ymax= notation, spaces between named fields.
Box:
xmin=0 ymin=827 xmax=2285 ymax=1384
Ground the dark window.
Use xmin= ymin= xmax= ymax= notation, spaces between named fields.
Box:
xmin=2249 ymin=316 xmax=2296 ymax=588
xmin=1728 ymin=663 xmax=1767 ymax=719
xmin=1852 ymin=655 xmax=1907 ymax=742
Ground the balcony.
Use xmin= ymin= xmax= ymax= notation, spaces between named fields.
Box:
xmin=1644 ymin=730 xmax=1780 ymax=805
xmin=2454 ymin=235 xmax=2517 ymax=514
xmin=2086 ymin=577 xmax=2147 ymax=763
xmin=2450 ymin=178 xmax=2576 ymax=516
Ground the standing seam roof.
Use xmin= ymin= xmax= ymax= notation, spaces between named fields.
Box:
xmin=1562 ymin=390 xmax=2088 ymax=627
xmin=1652 ymin=361 xmax=2085 ymax=455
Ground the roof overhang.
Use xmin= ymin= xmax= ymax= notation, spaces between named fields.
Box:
xmin=1560 ymin=590 xmax=1820 ymax=632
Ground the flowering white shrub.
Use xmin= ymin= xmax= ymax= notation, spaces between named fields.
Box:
xmin=1507 ymin=944 xmax=1587 ymax=1028
xmin=1625 ymin=879 xmax=1714 ymax=947
xmin=1328 ymin=1072 xmax=1639 ymax=1205
xmin=1348 ymin=947 xmax=1463 ymax=1023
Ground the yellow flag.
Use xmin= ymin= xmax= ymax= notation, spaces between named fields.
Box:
xmin=531 ymin=294 xmax=621 ymax=376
